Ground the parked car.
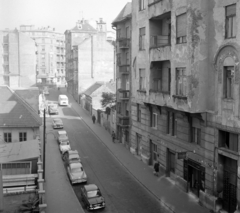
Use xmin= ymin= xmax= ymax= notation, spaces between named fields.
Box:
xmin=67 ymin=162 xmax=87 ymax=185
xmin=48 ymin=101 xmax=58 ymax=115
xmin=43 ymin=86 xmax=49 ymax=95
xmin=80 ymin=184 xmax=105 ymax=210
xmin=52 ymin=118 xmax=63 ymax=129
xmin=62 ymin=150 xmax=81 ymax=164
xmin=59 ymin=141 xmax=71 ymax=154
xmin=57 ymin=130 xmax=69 ymax=144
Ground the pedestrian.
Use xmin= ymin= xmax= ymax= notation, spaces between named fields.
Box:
xmin=153 ymin=161 xmax=160 ymax=177
xmin=112 ymin=131 xmax=116 ymax=143
xmin=92 ymin=114 xmax=96 ymax=124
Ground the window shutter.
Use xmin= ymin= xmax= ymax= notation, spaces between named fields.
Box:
xmin=176 ymin=13 xmax=187 ymax=37
xmin=226 ymin=4 xmax=236 ymax=16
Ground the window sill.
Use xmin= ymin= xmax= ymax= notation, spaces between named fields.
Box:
xmin=225 ymin=36 xmax=236 ymax=40
xmin=218 ymin=147 xmax=238 ymax=159
xmin=176 ymin=42 xmax=187 ymax=45
xmin=172 ymin=95 xmax=187 ymax=100
xmin=148 ymin=0 xmax=162 ymax=6
xmin=222 ymin=98 xmax=234 ymax=102
xmin=150 ymin=89 xmax=170 ymax=95
xmin=137 ymin=89 xmax=146 ymax=93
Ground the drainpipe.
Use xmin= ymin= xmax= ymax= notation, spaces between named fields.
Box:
xmin=112 ymin=25 xmax=116 ymax=82
xmin=91 ymin=35 xmax=93 ymax=78
xmin=17 ymin=30 xmax=21 ymax=87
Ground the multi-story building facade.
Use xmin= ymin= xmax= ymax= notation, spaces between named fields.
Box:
xmin=112 ymin=3 xmax=132 ymax=147
xmin=66 ymin=18 xmax=115 ymax=101
xmin=130 ymin=0 xmax=240 ymax=212
xmin=20 ymin=25 xmax=66 ymax=85
xmin=0 ymin=29 xmax=37 ymax=87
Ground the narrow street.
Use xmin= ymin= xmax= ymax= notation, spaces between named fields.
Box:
xmin=46 ymin=88 xmax=163 ymax=213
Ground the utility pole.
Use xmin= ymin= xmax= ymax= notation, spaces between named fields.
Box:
xmin=43 ymin=108 xmax=46 ymax=180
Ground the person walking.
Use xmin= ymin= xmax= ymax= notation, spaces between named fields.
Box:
xmin=112 ymin=131 xmax=116 ymax=143
xmin=92 ymin=114 xmax=96 ymax=124
xmin=153 ymin=161 xmax=160 ymax=177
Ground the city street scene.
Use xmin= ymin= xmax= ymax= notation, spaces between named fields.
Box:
xmin=1 ymin=0 xmax=240 ymax=213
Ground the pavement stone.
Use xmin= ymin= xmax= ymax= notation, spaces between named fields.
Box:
xmin=64 ymin=89 xmax=210 ymax=213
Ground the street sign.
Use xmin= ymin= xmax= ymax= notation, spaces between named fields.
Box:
xmin=177 ymin=152 xmax=187 ymax=159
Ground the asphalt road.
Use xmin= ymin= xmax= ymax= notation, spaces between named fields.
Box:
xmin=46 ymin=89 xmax=163 ymax=213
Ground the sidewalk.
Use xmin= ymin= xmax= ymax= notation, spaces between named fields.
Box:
xmin=65 ymin=91 xmax=210 ymax=213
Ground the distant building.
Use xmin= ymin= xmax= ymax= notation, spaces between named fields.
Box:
xmin=65 ymin=18 xmax=115 ymax=101
xmin=20 ymin=25 xmax=66 ymax=85
xmin=112 ymin=2 xmax=132 ymax=148
xmin=0 ymin=29 xmax=37 ymax=87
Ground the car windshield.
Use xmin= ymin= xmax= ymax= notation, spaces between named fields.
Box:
xmin=72 ymin=167 xmax=82 ymax=173
xmin=61 ymin=142 xmax=69 ymax=146
xmin=87 ymin=190 xmax=101 ymax=198
xmin=59 ymin=135 xmax=68 ymax=139
xmin=50 ymin=105 xmax=57 ymax=109
xmin=55 ymin=120 xmax=62 ymax=124
xmin=70 ymin=157 xmax=79 ymax=162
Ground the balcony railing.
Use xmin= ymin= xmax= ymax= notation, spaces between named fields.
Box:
xmin=118 ymin=117 xmax=130 ymax=127
xmin=119 ymin=90 xmax=130 ymax=100
xmin=119 ymin=65 xmax=130 ymax=73
xmin=119 ymin=38 xmax=130 ymax=49
xmin=151 ymin=78 xmax=161 ymax=91
xmin=150 ymin=35 xmax=171 ymax=48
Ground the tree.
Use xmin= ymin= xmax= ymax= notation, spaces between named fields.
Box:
xmin=101 ymin=92 xmax=116 ymax=108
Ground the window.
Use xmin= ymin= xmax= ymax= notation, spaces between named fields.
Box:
xmin=176 ymin=68 xmax=187 ymax=96
xmin=225 ymin=4 xmax=236 ymax=39
xmin=139 ymin=0 xmax=146 ymax=11
xmin=117 ymin=29 xmax=121 ymax=39
xmin=19 ymin=132 xmax=27 ymax=142
xmin=139 ymin=27 xmax=146 ymax=50
xmin=152 ymin=142 xmax=158 ymax=161
xmin=167 ymin=111 xmax=177 ymax=136
xmin=190 ymin=117 xmax=201 ymax=145
xmin=176 ymin=13 xmax=187 ymax=44
xmin=126 ymin=26 xmax=130 ymax=38
xmin=137 ymin=104 xmax=141 ymax=122
xmin=126 ymin=52 xmax=130 ymax=65
xmin=223 ymin=66 xmax=234 ymax=99
xmin=152 ymin=113 xmax=157 ymax=129
xmin=139 ymin=69 xmax=146 ymax=90
xmin=219 ymin=130 xmax=238 ymax=152
xmin=4 ymin=133 xmax=12 ymax=143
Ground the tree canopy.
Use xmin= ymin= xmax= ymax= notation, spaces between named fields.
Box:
xmin=101 ymin=92 xmax=116 ymax=108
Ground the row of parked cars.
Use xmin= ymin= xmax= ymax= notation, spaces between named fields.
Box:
xmin=51 ymin=105 xmax=106 ymax=211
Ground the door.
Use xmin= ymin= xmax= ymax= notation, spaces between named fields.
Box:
xmin=167 ymin=149 xmax=175 ymax=176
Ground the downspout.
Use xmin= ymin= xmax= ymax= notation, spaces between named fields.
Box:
xmin=91 ymin=35 xmax=93 ymax=78
xmin=112 ymin=25 xmax=116 ymax=81
xmin=17 ymin=30 xmax=21 ymax=87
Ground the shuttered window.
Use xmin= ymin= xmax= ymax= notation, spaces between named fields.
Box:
xmin=226 ymin=4 xmax=236 ymax=38
xmin=176 ymin=13 xmax=187 ymax=44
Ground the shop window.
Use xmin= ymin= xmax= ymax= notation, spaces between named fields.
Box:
xmin=19 ymin=132 xmax=27 ymax=142
xmin=219 ymin=130 xmax=238 ymax=152
xmin=4 ymin=132 xmax=12 ymax=143
xmin=225 ymin=4 xmax=236 ymax=39
xmin=176 ymin=13 xmax=187 ymax=44
xmin=223 ymin=66 xmax=234 ymax=99
xmin=139 ymin=27 xmax=146 ymax=50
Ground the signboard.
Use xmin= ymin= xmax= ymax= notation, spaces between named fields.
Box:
xmin=177 ymin=152 xmax=187 ymax=159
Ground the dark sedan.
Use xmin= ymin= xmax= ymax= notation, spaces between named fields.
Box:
xmin=80 ymin=184 xmax=105 ymax=211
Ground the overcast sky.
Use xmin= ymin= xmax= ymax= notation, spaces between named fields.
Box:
xmin=0 ymin=0 xmax=130 ymax=33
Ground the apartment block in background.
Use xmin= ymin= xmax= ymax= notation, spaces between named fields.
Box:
xmin=20 ymin=25 xmax=66 ymax=86
xmin=130 ymin=0 xmax=240 ymax=212
xmin=112 ymin=2 xmax=132 ymax=148
xmin=0 ymin=29 xmax=37 ymax=87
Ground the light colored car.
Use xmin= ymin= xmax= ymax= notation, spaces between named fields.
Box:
xmin=59 ymin=141 xmax=71 ymax=154
xmin=80 ymin=184 xmax=105 ymax=210
xmin=57 ymin=130 xmax=69 ymax=144
xmin=63 ymin=150 xmax=81 ymax=164
xmin=48 ymin=102 xmax=58 ymax=115
xmin=52 ymin=118 xmax=63 ymax=129
xmin=67 ymin=162 xmax=87 ymax=185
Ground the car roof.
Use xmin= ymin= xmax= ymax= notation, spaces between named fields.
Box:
xmin=69 ymin=153 xmax=80 ymax=159
xmin=84 ymin=184 xmax=98 ymax=191
xmin=54 ymin=118 xmax=62 ymax=122
xmin=70 ymin=162 xmax=82 ymax=169
xmin=68 ymin=150 xmax=78 ymax=155
xmin=58 ymin=130 xmax=67 ymax=135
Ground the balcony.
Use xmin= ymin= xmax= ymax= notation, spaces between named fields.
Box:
xmin=150 ymin=35 xmax=171 ymax=48
xmin=118 ymin=116 xmax=130 ymax=127
xmin=119 ymin=65 xmax=130 ymax=74
xmin=118 ymin=90 xmax=130 ymax=100
xmin=119 ymin=38 xmax=130 ymax=49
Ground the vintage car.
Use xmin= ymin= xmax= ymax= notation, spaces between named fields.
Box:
xmin=62 ymin=150 xmax=81 ymax=165
xmin=52 ymin=118 xmax=63 ymax=129
xmin=59 ymin=141 xmax=71 ymax=155
xmin=48 ymin=101 xmax=58 ymax=115
xmin=80 ymin=184 xmax=105 ymax=210
xmin=67 ymin=162 xmax=87 ymax=185
xmin=57 ymin=130 xmax=69 ymax=144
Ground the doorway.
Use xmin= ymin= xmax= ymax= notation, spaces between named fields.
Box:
xmin=150 ymin=140 xmax=158 ymax=165
xmin=167 ymin=149 xmax=175 ymax=176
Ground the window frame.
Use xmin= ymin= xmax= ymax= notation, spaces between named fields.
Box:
xmin=152 ymin=113 xmax=158 ymax=129
xmin=219 ymin=130 xmax=238 ymax=152
xmin=223 ymin=66 xmax=234 ymax=99
xmin=4 ymin=132 xmax=12 ymax=143
xmin=137 ymin=104 xmax=141 ymax=122
xmin=176 ymin=68 xmax=187 ymax=97
xmin=139 ymin=0 xmax=146 ymax=11
xmin=19 ymin=132 xmax=27 ymax=142
xmin=225 ymin=4 xmax=236 ymax=39
xmin=139 ymin=68 xmax=146 ymax=90
xmin=166 ymin=111 xmax=177 ymax=136
xmin=139 ymin=27 xmax=146 ymax=50
xmin=176 ymin=13 xmax=187 ymax=44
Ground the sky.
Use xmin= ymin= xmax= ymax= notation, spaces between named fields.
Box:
xmin=0 ymin=0 xmax=130 ymax=33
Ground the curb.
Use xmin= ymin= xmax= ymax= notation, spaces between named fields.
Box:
xmin=70 ymin=102 xmax=176 ymax=213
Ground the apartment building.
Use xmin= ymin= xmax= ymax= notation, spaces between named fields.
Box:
xmin=112 ymin=3 xmax=132 ymax=147
xmin=66 ymin=18 xmax=114 ymax=101
xmin=130 ymin=0 xmax=240 ymax=212
xmin=0 ymin=29 xmax=36 ymax=87
xmin=20 ymin=25 xmax=66 ymax=85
